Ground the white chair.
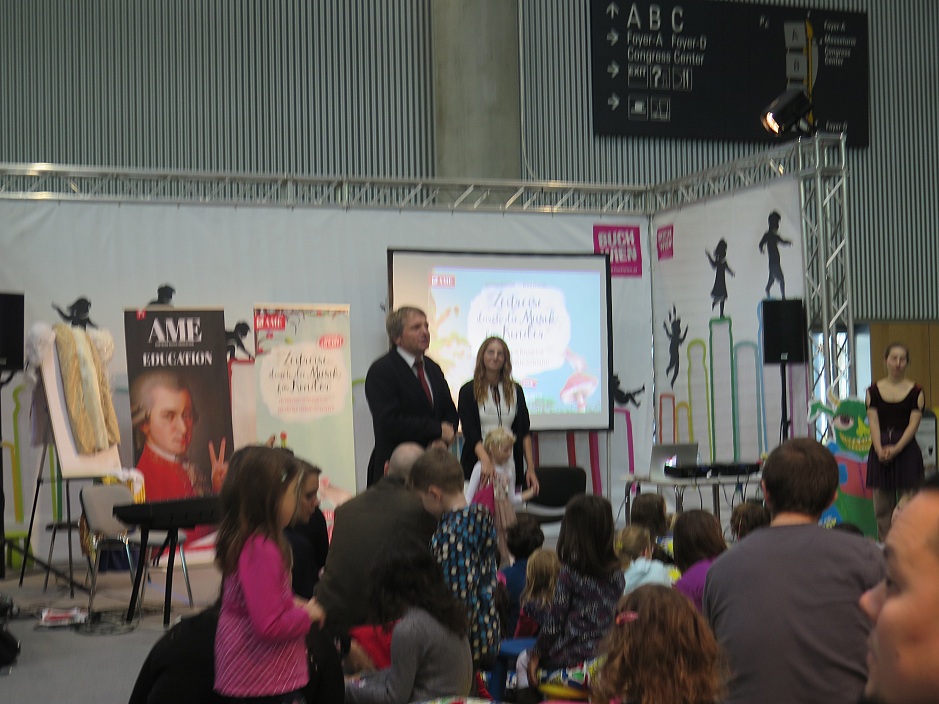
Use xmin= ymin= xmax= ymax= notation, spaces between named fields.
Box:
xmin=79 ymin=484 xmax=193 ymax=615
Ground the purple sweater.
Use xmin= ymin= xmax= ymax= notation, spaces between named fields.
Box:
xmin=215 ymin=534 xmax=311 ymax=697
xmin=674 ymin=557 xmax=717 ymax=612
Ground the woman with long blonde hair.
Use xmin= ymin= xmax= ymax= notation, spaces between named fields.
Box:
xmin=458 ymin=336 xmax=539 ymax=494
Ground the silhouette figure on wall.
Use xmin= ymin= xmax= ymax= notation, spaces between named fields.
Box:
xmin=611 ymin=374 xmax=645 ymax=408
xmin=758 ymin=211 xmax=792 ymax=299
xmin=226 ymin=321 xmax=255 ymax=361
xmin=52 ymin=297 xmax=97 ymax=329
xmin=148 ymin=284 xmax=176 ymax=307
xmin=663 ymin=305 xmax=688 ymax=388
xmin=706 ymin=238 xmax=735 ymax=318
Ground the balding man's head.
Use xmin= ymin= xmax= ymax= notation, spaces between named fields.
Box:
xmin=386 ymin=442 xmax=425 ymax=480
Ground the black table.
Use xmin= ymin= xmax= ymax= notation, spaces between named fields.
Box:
xmin=114 ymin=496 xmax=219 ymax=626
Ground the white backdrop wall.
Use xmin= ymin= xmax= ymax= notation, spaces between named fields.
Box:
xmin=651 ymin=179 xmax=810 ymax=463
xmin=0 ymin=200 xmax=652 ymax=559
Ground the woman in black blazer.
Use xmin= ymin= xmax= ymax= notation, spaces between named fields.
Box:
xmin=458 ymin=336 xmax=539 ymax=493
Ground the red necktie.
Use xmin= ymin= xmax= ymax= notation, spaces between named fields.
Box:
xmin=415 ymin=358 xmax=433 ymax=407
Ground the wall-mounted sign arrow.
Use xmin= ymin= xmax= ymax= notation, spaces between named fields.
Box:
xmin=606 ymin=2 xmax=619 ymax=19
xmin=608 ymin=93 xmax=620 ymax=110
xmin=607 ymin=28 xmax=619 ymax=46
xmin=607 ymin=61 xmax=620 ymax=78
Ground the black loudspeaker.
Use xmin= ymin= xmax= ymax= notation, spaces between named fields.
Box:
xmin=0 ymin=293 xmax=25 ymax=371
xmin=762 ymin=299 xmax=807 ymax=364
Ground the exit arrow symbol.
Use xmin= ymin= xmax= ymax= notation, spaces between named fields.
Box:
xmin=607 ymin=61 xmax=619 ymax=78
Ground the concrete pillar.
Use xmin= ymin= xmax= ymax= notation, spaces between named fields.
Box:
xmin=431 ymin=0 xmax=522 ymax=180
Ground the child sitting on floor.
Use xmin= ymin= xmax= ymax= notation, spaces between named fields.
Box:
xmin=500 ymin=514 xmax=545 ymax=635
xmin=409 ymin=448 xmax=501 ymax=691
xmin=729 ymin=499 xmax=770 ymax=542
xmin=515 ymin=548 xmax=561 ymax=638
xmin=520 ymin=495 xmax=624 ymax=702
xmin=615 ymin=524 xmax=673 ymax=594
xmin=590 ymin=584 xmax=726 ymax=704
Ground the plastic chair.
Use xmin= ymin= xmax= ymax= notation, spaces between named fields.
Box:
xmin=79 ymin=485 xmax=193 ymax=614
xmin=517 ymin=466 xmax=587 ymax=524
xmin=79 ymin=484 xmax=139 ymax=614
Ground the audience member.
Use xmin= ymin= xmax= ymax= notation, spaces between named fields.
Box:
xmin=500 ymin=514 xmax=545 ymax=635
xmin=316 ymin=442 xmax=437 ymax=634
xmin=729 ymin=498 xmax=770 ymax=541
xmin=213 ymin=446 xmax=326 ymax=702
xmin=629 ymin=493 xmax=674 ymax=564
xmin=703 ymin=438 xmax=885 ymax=704
xmin=673 ymin=510 xmax=726 ymax=611
xmin=859 ymin=473 xmax=939 ymax=704
xmin=591 ymin=585 xmax=726 ymax=704
xmin=345 ymin=546 xmax=473 ymax=704
xmin=285 ymin=460 xmax=328 ymax=599
xmin=409 ymin=448 xmax=501 ymax=674
xmin=615 ymin=524 xmax=672 ymax=594
xmin=523 ymin=495 xmax=624 ymax=699
xmin=130 ymin=605 xmax=225 ymax=704
xmin=514 ymin=548 xmax=561 ymax=638
xmin=131 ymin=602 xmax=344 ymax=704
xmin=364 ymin=307 xmax=458 ymax=486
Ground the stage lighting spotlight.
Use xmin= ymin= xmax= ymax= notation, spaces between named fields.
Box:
xmin=761 ymin=88 xmax=814 ymax=136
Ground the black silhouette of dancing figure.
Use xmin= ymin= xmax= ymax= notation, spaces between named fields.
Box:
xmin=758 ymin=211 xmax=792 ymax=299
xmin=52 ymin=297 xmax=97 ymax=329
xmin=663 ymin=305 xmax=688 ymax=388
xmin=706 ymin=238 xmax=735 ymax=318
xmin=611 ymin=374 xmax=645 ymax=408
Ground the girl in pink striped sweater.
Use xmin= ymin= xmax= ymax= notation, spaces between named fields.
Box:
xmin=214 ymin=446 xmax=325 ymax=703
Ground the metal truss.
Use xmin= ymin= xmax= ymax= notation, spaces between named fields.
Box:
xmin=797 ymin=135 xmax=855 ymax=435
xmin=0 ymin=163 xmax=647 ymax=215
xmin=0 ymin=134 xmax=852 ymax=429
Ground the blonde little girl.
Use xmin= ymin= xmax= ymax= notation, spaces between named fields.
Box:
xmin=465 ymin=427 xmax=536 ymax=564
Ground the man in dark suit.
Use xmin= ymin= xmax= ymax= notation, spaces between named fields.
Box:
xmin=364 ymin=306 xmax=459 ymax=486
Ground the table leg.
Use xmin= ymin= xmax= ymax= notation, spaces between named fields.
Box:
xmin=163 ymin=530 xmax=178 ymax=627
xmin=127 ymin=526 xmax=148 ymax=622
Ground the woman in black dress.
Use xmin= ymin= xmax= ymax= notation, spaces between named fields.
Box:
xmin=866 ymin=342 xmax=925 ymax=540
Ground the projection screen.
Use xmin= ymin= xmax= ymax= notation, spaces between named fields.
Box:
xmin=389 ymin=249 xmax=613 ymax=431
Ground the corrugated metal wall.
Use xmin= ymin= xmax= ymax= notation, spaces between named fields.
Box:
xmin=1 ymin=0 xmax=936 ymax=319
xmin=520 ymin=0 xmax=939 ymax=321
xmin=0 ymin=0 xmax=434 ymax=177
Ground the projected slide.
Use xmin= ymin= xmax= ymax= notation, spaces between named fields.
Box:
xmin=390 ymin=250 xmax=612 ymax=431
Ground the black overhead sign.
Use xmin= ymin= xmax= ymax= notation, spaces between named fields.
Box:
xmin=590 ymin=0 xmax=869 ymax=146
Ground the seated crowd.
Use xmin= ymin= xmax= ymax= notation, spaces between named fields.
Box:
xmin=130 ymin=438 xmax=939 ymax=704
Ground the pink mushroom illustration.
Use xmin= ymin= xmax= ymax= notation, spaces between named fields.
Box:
xmin=560 ymin=371 xmax=599 ymax=412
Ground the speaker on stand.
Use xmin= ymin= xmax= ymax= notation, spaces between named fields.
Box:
xmin=762 ymin=299 xmax=808 ymax=443
xmin=0 ymin=292 xmax=25 ymax=581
